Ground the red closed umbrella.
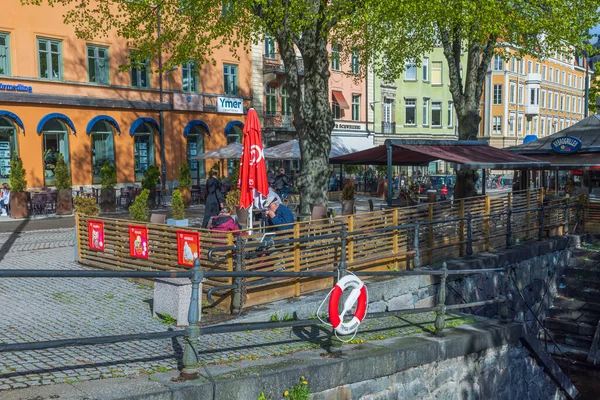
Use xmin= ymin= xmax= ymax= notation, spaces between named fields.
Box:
xmin=238 ymin=108 xmax=269 ymax=210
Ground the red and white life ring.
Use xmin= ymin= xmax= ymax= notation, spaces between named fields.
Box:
xmin=328 ymin=275 xmax=367 ymax=335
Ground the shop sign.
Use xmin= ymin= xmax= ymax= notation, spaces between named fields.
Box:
xmin=570 ymin=170 xmax=584 ymax=176
xmin=551 ymin=136 xmax=582 ymax=153
xmin=129 ymin=225 xmax=149 ymax=259
xmin=176 ymin=230 xmax=200 ymax=267
xmin=217 ymin=96 xmax=244 ymax=114
xmin=333 ymin=122 xmax=366 ymax=131
xmin=88 ymin=220 xmax=105 ymax=252
xmin=0 ymin=83 xmax=33 ymax=93
xmin=173 ymin=93 xmax=203 ymax=111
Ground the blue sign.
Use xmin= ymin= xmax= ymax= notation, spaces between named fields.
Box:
xmin=523 ymin=135 xmax=538 ymax=144
xmin=551 ymin=136 xmax=582 ymax=153
xmin=0 ymin=83 xmax=33 ymax=93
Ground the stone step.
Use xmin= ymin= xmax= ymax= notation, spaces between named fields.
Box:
xmin=545 ymin=342 xmax=590 ymax=362
xmin=558 ymin=286 xmax=600 ymax=303
xmin=561 ymin=276 xmax=600 ymax=291
xmin=539 ymin=330 xmax=593 ymax=349
xmin=549 ymin=307 xmax=600 ymax=325
xmin=544 ymin=317 xmax=596 ymax=337
xmin=564 ymin=267 xmax=600 ymax=281
xmin=552 ymin=296 xmax=600 ymax=313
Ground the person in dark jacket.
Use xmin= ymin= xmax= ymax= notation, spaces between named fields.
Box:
xmin=267 ymin=169 xmax=276 ymax=186
xmin=202 ymin=170 xmax=223 ymax=228
xmin=210 ymin=207 xmax=241 ymax=235
xmin=264 ymin=195 xmax=295 ymax=231
xmin=274 ymin=168 xmax=290 ymax=197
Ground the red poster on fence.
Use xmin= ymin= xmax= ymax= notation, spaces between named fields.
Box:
xmin=177 ymin=230 xmax=200 ymax=267
xmin=129 ymin=225 xmax=149 ymax=259
xmin=88 ymin=220 xmax=105 ymax=252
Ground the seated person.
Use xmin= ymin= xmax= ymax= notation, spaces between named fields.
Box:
xmin=209 ymin=207 xmax=241 ymax=235
xmin=0 ymin=183 xmax=10 ymax=216
xmin=264 ymin=195 xmax=295 ymax=231
xmin=253 ymin=186 xmax=282 ymax=211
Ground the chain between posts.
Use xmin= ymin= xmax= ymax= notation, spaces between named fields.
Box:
xmin=181 ymin=258 xmax=203 ymax=379
xmin=434 ymin=262 xmax=448 ymax=336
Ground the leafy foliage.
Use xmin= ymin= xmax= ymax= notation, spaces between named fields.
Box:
xmin=171 ymin=189 xmax=186 ymax=220
xmin=341 ymin=181 xmax=355 ymax=201
xmin=343 ymin=165 xmax=362 ymax=175
xmin=54 ymin=153 xmax=71 ymax=190
xmin=74 ymin=197 xmax=99 ymax=216
xmin=225 ymin=188 xmax=240 ymax=211
xmin=9 ymin=152 xmax=26 ymax=192
xmin=100 ymin=162 xmax=117 ymax=190
xmin=229 ymin=160 xmax=240 ymax=187
xmin=283 ymin=377 xmax=310 ymax=399
xmin=178 ymin=162 xmax=192 ymax=188
xmin=589 ymin=62 xmax=600 ymax=114
xmin=129 ymin=189 xmax=150 ymax=221
xmin=142 ymin=166 xmax=160 ymax=191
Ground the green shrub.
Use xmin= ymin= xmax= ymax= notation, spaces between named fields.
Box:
xmin=129 ymin=189 xmax=150 ymax=221
xmin=178 ymin=162 xmax=192 ymax=188
xmin=74 ymin=197 xmax=99 ymax=216
xmin=100 ymin=162 xmax=117 ymax=190
xmin=225 ymin=188 xmax=240 ymax=211
xmin=341 ymin=180 xmax=355 ymax=201
xmin=283 ymin=377 xmax=310 ymax=399
xmin=171 ymin=189 xmax=185 ymax=220
xmin=9 ymin=152 xmax=26 ymax=192
xmin=229 ymin=160 xmax=240 ymax=186
xmin=142 ymin=165 xmax=160 ymax=191
xmin=54 ymin=153 xmax=71 ymax=190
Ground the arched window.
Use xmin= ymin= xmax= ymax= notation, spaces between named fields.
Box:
xmin=41 ymin=118 xmax=69 ymax=186
xmin=0 ymin=117 xmax=18 ymax=183
xmin=133 ymin=122 xmax=155 ymax=181
xmin=266 ymin=84 xmax=277 ymax=116
xmin=90 ymin=120 xmax=116 ymax=183
xmin=186 ymin=125 xmax=207 ymax=185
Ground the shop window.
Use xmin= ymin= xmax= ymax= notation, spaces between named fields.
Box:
xmin=182 ymin=62 xmax=198 ymax=93
xmin=223 ymin=64 xmax=238 ymax=95
xmin=187 ymin=126 xmax=206 ymax=185
xmin=0 ymin=33 xmax=10 ymax=76
xmin=0 ymin=117 xmax=17 ymax=182
xmin=38 ymin=38 xmax=62 ymax=80
xmin=133 ymin=123 xmax=155 ymax=181
xmin=87 ymin=45 xmax=109 ymax=85
xmin=41 ymin=118 xmax=69 ymax=186
xmin=90 ymin=120 xmax=115 ymax=183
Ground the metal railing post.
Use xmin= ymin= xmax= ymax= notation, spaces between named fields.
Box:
xmin=231 ymin=237 xmax=244 ymax=314
xmin=413 ymin=221 xmax=421 ymax=269
xmin=506 ymin=208 xmax=513 ymax=248
xmin=499 ymin=262 xmax=510 ymax=323
xmin=466 ymin=212 xmax=473 ymax=256
xmin=538 ymin=202 xmax=545 ymax=240
xmin=181 ymin=258 xmax=203 ymax=379
xmin=564 ymin=200 xmax=570 ymax=235
xmin=339 ymin=224 xmax=347 ymax=273
xmin=434 ymin=262 xmax=448 ymax=336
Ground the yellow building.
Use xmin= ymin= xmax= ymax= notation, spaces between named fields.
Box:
xmin=479 ymin=52 xmax=587 ymax=149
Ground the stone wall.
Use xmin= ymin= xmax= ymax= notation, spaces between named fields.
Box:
xmin=312 ymin=343 xmax=566 ymax=400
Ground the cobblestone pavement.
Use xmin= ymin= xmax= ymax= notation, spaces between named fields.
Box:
xmin=0 ymin=228 xmax=74 ymax=253
xmin=0 ymin=229 xmax=473 ymax=392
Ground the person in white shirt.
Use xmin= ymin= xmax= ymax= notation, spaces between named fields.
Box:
xmin=0 ymin=183 xmax=10 ymax=216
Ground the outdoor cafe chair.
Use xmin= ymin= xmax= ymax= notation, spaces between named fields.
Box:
xmin=150 ymin=213 xmax=167 ymax=224
xmin=30 ymin=193 xmax=50 ymax=217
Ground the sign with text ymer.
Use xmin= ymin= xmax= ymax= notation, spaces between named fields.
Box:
xmin=217 ymin=96 xmax=244 ymax=114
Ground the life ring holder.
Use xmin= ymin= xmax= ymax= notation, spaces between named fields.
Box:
xmin=317 ymin=273 xmax=368 ymax=342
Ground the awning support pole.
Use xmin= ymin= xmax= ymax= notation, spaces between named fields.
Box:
xmin=386 ymin=141 xmax=393 ymax=207
xmin=482 ymin=169 xmax=486 ymax=196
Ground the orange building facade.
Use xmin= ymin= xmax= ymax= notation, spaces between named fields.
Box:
xmin=0 ymin=0 xmax=252 ymax=189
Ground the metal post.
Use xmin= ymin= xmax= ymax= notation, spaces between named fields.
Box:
xmin=585 ymin=48 xmax=589 ymax=118
xmin=434 ymin=262 xmax=448 ymax=336
xmin=499 ymin=262 xmax=510 ymax=323
xmin=482 ymin=169 xmax=486 ymax=196
xmin=232 ymin=237 xmax=244 ymax=314
xmin=385 ymin=141 xmax=393 ymax=207
xmin=181 ymin=258 xmax=203 ymax=379
xmin=466 ymin=211 xmax=473 ymax=256
xmin=157 ymin=7 xmax=167 ymax=194
xmin=538 ymin=202 xmax=545 ymax=240
xmin=339 ymin=224 xmax=347 ymax=272
xmin=506 ymin=208 xmax=513 ymax=248
xmin=564 ymin=200 xmax=570 ymax=235
xmin=413 ymin=221 xmax=421 ymax=269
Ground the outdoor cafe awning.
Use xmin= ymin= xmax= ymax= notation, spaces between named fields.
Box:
xmin=330 ymin=139 xmax=550 ymax=170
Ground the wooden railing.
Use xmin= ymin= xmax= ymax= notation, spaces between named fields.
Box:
xmin=75 ymin=189 xmax=586 ymax=311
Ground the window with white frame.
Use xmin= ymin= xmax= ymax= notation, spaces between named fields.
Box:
xmin=264 ymin=36 xmax=276 ymax=59
xmin=493 ymin=116 xmax=501 ymax=134
xmin=548 ymin=90 xmax=552 ymax=109
xmin=579 ymin=77 xmax=583 ymax=89
xmin=518 ymin=86 xmax=523 ymax=104
xmin=540 ymin=117 xmax=545 ymax=136
xmin=578 ymin=98 xmax=581 ymax=114
xmin=182 ymin=61 xmax=198 ymax=92
xmin=572 ymin=97 xmax=576 ymax=113
xmin=281 ymin=86 xmax=291 ymax=116
xmin=541 ymin=90 xmax=546 ymax=108
xmin=447 ymin=102 xmax=453 ymax=127
xmin=431 ymin=102 xmax=442 ymax=127
xmin=509 ymin=113 xmax=515 ymax=134
xmin=331 ymin=44 xmax=341 ymax=71
xmin=493 ymin=55 xmax=503 ymax=71
xmin=38 ymin=37 xmax=62 ymax=80
xmin=535 ymin=63 xmax=540 ymax=73
xmin=562 ymin=71 xmax=565 ymax=84
xmin=529 ymin=88 xmax=536 ymax=105
xmin=560 ymin=95 xmax=564 ymax=111
xmin=332 ymin=98 xmax=341 ymax=119
xmin=517 ymin=115 xmax=523 ymax=135
xmin=549 ymin=67 xmax=553 ymax=82
xmin=130 ymin=51 xmax=149 ymax=88
xmin=510 ymin=83 xmax=515 ymax=103
xmin=511 ymin=57 xmax=516 ymax=72
xmin=0 ymin=33 xmax=9 ymax=76
xmin=405 ymin=59 xmax=417 ymax=81
xmin=422 ymin=57 xmax=429 ymax=81
xmin=542 ymin=65 xmax=547 ymax=80
xmin=566 ymin=95 xmax=570 ymax=112
xmin=352 ymin=95 xmax=361 ymax=121
xmin=351 ymin=50 xmax=360 ymax=74
xmin=568 ymin=73 xmax=571 ymax=87
xmin=383 ymin=98 xmax=393 ymax=123
xmin=519 ymin=59 xmax=524 ymax=74
xmin=431 ymin=62 xmax=442 ymax=85
xmin=554 ymin=93 xmax=558 ymax=110
xmin=223 ymin=64 xmax=238 ymax=95
xmin=87 ymin=45 xmax=109 ymax=85
xmin=493 ymin=84 xmax=502 ymax=105
xmin=265 ymin=84 xmax=277 ymax=116
xmin=555 ymin=69 xmax=559 ymax=82
xmin=533 ymin=116 xmax=538 ymax=135
xmin=527 ymin=61 xmax=532 ymax=74
xmin=422 ymin=98 xmax=429 ymax=125
xmin=404 ymin=99 xmax=416 ymax=125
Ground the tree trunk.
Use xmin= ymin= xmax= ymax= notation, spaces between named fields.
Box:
xmin=457 ymin=111 xmax=481 ymax=141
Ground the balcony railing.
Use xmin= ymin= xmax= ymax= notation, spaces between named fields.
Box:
xmin=263 ymin=55 xmax=305 ymax=75
xmin=263 ymin=113 xmax=294 ymax=130
xmin=382 ymin=122 xmax=396 ymax=134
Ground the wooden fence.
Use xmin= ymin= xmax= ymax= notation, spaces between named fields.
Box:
xmin=76 ymin=189 xmax=585 ymax=311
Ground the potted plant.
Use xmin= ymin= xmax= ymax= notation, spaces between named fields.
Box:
xmin=53 ymin=153 xmax=73 ymax=215
xmin=167 ymin=189 xmax=188 ymax=226
xmin=8 ymin=152 xmax=28 ymax=219
xmin=178 ymin=162 xmax=192 ymax=208
xmin=142 ymin=165 xmax=160 ymax=208
xmin=74 ymin=196 xmax=99 ymax=216
xmin=341 ymin=180 xmax=355 ymax=216
xmin=129 ymin=188 xmax=150 ymax=221
xmin=99 ymin=162 xmax=117 ymax=212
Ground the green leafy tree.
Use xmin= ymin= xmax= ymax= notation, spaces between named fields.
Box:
xmin=9 ymin=152 xmax=27 ymax=192
xmin=142 ymin=165 xmax=160 ymax=191
xmin=178 ymin=162 xmax=192 ymax=188
xmin=100 ymin=162 xmax=117 ymax=190
xmin=129 ymin=189 xmax=150 ymax=221
xmin=25 ymin=0 xmax=370 ymax=214
xmin=54 ymin=153 xmax=71 ymax=190
xmin=171 ymin=189 xmax=186 ymax=220
xmin=589 ymin=62 xmax=600 ymax=114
